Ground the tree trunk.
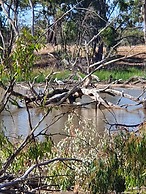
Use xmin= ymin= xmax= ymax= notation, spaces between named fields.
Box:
xmin=29 ymin=0 xmax=34 ymax=36
xmin=143 ymin=0 xmax=146 ymax=44
xmin=13 ymin=0 xmax=19 ymax=34
xmin=92 ymin=0 xmax=107 ymax=62
xmin=0 ymin=0 xmax=19 ymax=36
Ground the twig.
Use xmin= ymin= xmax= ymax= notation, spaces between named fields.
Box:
xmin=0 ymin=158 xmax=82 ymax=190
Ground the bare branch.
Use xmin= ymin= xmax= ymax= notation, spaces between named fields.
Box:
xmin=0 ymin=158 xmax=82 ymax=190
xmin=0 ymin=0 xmax=19 ymax=36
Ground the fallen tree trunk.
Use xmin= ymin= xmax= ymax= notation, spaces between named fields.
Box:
xmin=1 ymin=81 xmax=146 ymax=110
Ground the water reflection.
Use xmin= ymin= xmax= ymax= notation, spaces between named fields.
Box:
xmin=0 ymin=87 xmax=146 ymax=142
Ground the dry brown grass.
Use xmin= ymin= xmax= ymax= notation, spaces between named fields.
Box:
xmin=117 ymin=45 xmax=146 ymax=55
xmin=35 ymin=44 xmax=146 ymax=68
xmin=116 ymin=45 xmax=146 ymax=60
xmin=38 ymin=44 xmax=146 ymax=56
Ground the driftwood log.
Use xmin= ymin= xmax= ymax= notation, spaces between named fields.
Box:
xmin=1 ymin=80 xmax=146 ymax=111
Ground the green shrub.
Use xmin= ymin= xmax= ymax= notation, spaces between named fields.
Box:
xmin=0 ymin=114 xmax=145 ymax=193
xmin=54 ymin=114 xmax=146 ymax=193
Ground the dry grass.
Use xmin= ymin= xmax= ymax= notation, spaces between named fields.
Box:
xmin=117 ymin=45 xmax=146 ymax=61
xmin=117 ymin=45 xmax=146 ymax=55
xmin=38 ymin=44 xmax=146 ymax=55
xmin=35 ymin=44 xmax=146 ymax=69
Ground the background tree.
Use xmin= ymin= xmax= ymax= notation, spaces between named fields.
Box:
xmin=143 ymin=0 xmax=146 ymax=43
xmin=0 ymin=0 xmax=145 ymax=77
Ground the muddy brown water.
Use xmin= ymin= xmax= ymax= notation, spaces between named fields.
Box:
xmin=0 ymin=86 xmax=146 ymax=142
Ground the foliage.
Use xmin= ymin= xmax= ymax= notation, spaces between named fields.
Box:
xmin=0 ymin=63 xmax=7 ymax=82
xmin=0 ymin=0 xmax=145 ymax=77
xmin=0 ymin=134 xmax=53 ymax=174
xmin=60 ymin=20 xmax=77 ymax=50
xmin=101 ymin=26 xmax=119 ymax=50
xmin=114 ymin=0 xmax=143 ymax=27
xmin=88 ymin=131 xmax=146 ymax=193
xmin=122 ymin=28 xmax=144 ymax=45
xmin=11 ymin=30 xmax=42 ymax=80
xmin=0 ymin=114 xmax=146 ymax=193
xmin=0 ymin=131 xmax=14 ymax=169
xmin=53 ymin=115 xmax=146 ymax=193
xmin=48 ymin=161 xmax=76 ymax=191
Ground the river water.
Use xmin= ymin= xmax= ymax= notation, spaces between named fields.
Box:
xmin=0 ymin=86 xmax=146 ymax=142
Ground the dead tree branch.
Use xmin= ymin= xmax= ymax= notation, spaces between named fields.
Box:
xmin=0 ymin=158 xmax=82 ymax=191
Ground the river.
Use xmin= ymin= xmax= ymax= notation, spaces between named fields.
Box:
xmin=0 ymin=86 xmax=146 ymax=142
